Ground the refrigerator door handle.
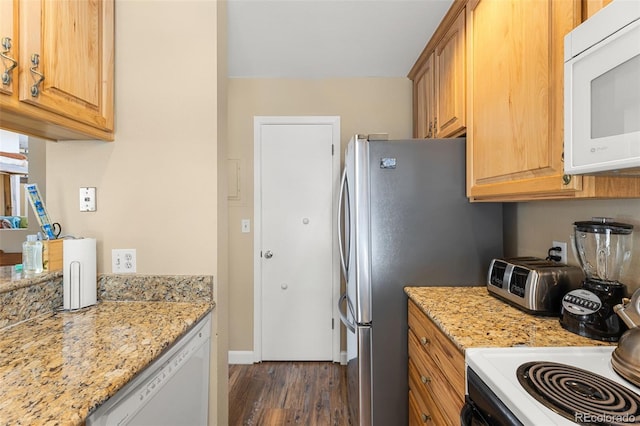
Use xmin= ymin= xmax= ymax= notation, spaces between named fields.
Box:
xmin=337 ymin=167 xmax=349 ymax=280
xmin=338 ymin=292 xmax=356 ymax=333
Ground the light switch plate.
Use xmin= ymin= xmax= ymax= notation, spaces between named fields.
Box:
xmin=80 ymin=187 xmax=96 ymax=212
xmin=241 ymin=219 xmax=251 ymax=233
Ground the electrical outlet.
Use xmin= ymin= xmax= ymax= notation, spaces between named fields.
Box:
xmin=112 ymin=249 xmax=137 ymax=273
xmin=553 ymin=240 xmax=568 ymax=264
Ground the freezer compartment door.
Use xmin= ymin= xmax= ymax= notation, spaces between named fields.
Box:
xmin=347 ymin=322 xmax=372 ymax=426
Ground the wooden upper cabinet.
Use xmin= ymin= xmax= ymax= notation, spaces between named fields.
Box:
xmin=435 ymin=9 xmax=465 ymax=138
xmin=466 ymin=0 xmax=640 ymax=201
xmin=0 ymin=0 xmax=17 ymax=97
xmin=413 ymin=53 xmax=435 ymax=139
xmin=19 ymin=0 xmax=113 ymax=132
xmin=583 ymin=0 xmax=613 ymax=20
xmin=0 ymin=0 xmax=114 ymax=141
xmin=409 ymin=2 xmax=466 ymax=140
xmin=467 ymin=0 xmax=570 ymax=199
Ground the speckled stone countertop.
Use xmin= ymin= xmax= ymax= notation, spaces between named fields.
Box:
xmin=0 ymin=266 xmax=62 ymax=294
xmin=405 ymin=286 xmax=613 ymax=352
xmin=0 ymin=301 xmax=212 ymax=425
xmin=0 ymin=266 xmax=215 ymax=425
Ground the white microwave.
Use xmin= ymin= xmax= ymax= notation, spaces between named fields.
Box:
xmin=564 ymin=0 xmax=640 ymax=175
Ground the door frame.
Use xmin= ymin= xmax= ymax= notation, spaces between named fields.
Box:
xmin=253 ymin=116 xmax=341 ymax=363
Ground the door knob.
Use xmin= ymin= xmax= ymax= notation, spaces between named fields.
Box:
xmin=264 ymin=250 xmax=273 ymax=259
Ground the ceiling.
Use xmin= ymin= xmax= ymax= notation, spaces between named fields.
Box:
xmin=227 ymin=0 xmax=455 ymax=78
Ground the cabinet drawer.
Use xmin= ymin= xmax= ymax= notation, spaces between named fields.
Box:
xmin=408 ymin=389 xmax=423 ymax=425
xmin=409 ymin=329 xmax=464 ymax=422
xmin=408 ymin=301 xmax=465 ymax=390
xmin=408 ymin=357 xmax=447 ymax=425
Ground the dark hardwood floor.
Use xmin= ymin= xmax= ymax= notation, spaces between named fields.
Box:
xmin=229 ymin=361 xmax=351 ymax=425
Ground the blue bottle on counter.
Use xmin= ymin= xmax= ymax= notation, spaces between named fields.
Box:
xmin=22 ymin=235 xmax=43 ymax=274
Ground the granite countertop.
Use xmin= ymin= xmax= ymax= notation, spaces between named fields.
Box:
xmin=0 ymin=265 xmax=215 ymax=425
xmin=0 ymin=266 xmax=62 ymax=294
xmin=405 ymin=286 xmax=613 ymax=352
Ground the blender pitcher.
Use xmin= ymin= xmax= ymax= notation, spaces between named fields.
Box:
xmin=574 ymin=217 xmax=633 ymax=284
xmin=560 ymin=217 xmax=634 ymax=342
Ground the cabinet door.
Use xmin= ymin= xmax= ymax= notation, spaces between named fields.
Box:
xmin=413 ymin=53 xmax=435 ymax=138
xmin=0 ymin=0 xmax=17 ymax=97
xmin=582 ymin=0 xmax=613 ymax=20
xmin=18 ymin=0 xmax=113 ymax=131
xmin=435 ymin=9 xmax=465 ymax=138
xmin=467 ymin=0 xmax=583 ymax=200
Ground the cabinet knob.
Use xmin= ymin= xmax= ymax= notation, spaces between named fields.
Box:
xmin=30 ymin=53 xmax=45 ymax=97
xmin=420 ymin=336 xmax=430 ymax=345
xmin=421 ymin=413 xmax=431 ymax=423
xmin=420 ymin=375 xmax=431 ymax=384
xmin=0 ymin=37 xmax=17 ymax=86
xmin=562 ymin=174 xmax=572 ymax=185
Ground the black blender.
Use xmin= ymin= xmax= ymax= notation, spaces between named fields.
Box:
xmin=560 ymin=217 xmax=634 ymax=342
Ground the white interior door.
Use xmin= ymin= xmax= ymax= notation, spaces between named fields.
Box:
xmin=254 ymin=116 xmax=340 ymax=361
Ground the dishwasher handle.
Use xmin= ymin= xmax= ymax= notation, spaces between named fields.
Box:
xmin=338 ymin=292 xmax=356 ymax=333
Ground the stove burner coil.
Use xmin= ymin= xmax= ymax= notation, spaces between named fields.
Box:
xmin=517 ymin=361 xmax=640 ymax=425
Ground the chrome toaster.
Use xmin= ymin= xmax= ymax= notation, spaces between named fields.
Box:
xmin=487 ymin=257 xmax=585 ymax=316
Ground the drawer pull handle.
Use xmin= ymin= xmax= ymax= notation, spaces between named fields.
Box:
xmin=420 ymin=336 xmax=430 ymax=345
xmin=420 ymin=375 xmax=431 ymax=384
xmin=1 ymin=37 xmax=17 ymax=86
xmin=421 ymin=413 xmax=431 ymax=423
xmin=30 ymin=53 xmax=45 ymax=97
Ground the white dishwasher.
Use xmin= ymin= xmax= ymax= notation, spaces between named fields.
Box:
xmin=87 ymin=313 xmax=211 ymax=426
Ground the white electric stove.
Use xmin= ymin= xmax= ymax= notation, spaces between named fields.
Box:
xmin=464 ymin=346 xmax=640 ymax=425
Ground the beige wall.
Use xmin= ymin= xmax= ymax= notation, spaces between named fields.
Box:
xmin=227 ymin=77 xmax=414 ymax=351
xmin=43 ymin=1 xmax=228 ymax=424
xmin=505 ymin=199 xmax=640 ymax=295
xmin=47 ymin=0 xmax=219 ymax=274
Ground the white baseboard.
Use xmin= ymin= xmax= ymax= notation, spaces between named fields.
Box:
xmin=228 ymin=350 xmax=255 ymax=365
xmin=340 ymin=350 xmax=347 ymax=365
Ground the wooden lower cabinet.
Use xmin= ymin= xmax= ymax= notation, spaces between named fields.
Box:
xmin=408 ymin=300 xmax=465 ymax=425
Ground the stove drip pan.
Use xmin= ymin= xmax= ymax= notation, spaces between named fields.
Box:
xmin=517 ymin=361 xmax=640 ymax=425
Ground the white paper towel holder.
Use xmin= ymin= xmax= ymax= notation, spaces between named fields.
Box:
xmin=63 ymin=237 xmax=97 ymax=311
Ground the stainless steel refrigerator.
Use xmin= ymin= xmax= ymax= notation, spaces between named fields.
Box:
xmin=337 ymin=135 xmax=503 ymax=425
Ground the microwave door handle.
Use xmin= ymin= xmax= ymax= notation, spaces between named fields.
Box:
xmin=337 ymin=167 xmax=349 ymax=280
xmin=338 ymin=292 xmax=356 ymax=333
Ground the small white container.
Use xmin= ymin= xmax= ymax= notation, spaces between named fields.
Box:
xmin=22 ymin=235 xmax=43 ymax=274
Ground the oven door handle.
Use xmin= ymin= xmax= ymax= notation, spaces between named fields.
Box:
xmin=461 ymin=399 xmax=494 ymax=426
xmin=460 ymin=402 xmax=481 ymax=426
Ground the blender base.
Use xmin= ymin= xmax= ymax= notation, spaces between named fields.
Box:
xmin=559 ymin=311 xmax=624 ymax=342
xmin=559 ymin=280 xmax=627 ymax=342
